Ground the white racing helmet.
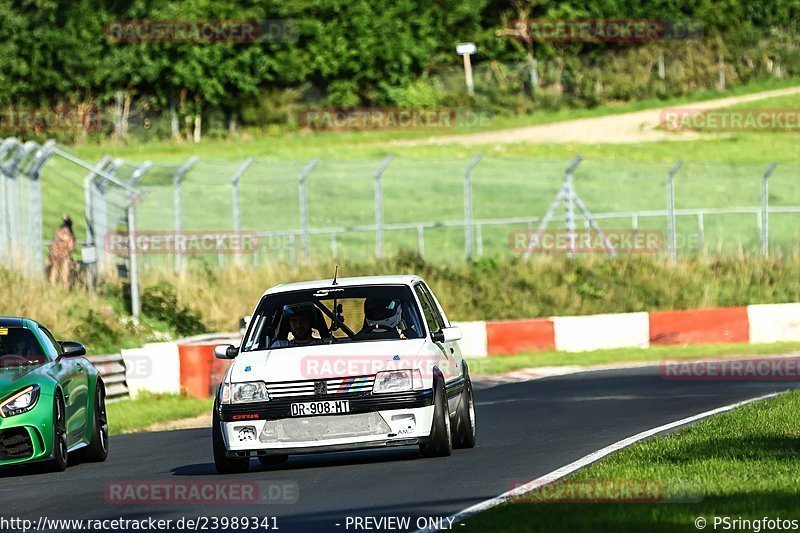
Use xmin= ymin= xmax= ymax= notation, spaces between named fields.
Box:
xmin=364 ymin=298 xmax=402 ymax=330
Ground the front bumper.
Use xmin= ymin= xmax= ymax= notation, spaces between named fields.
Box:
xmin=0 ymin=394 xmax=53 ymax=467
xmin=219 ymin=389 xmax=435 ymax=456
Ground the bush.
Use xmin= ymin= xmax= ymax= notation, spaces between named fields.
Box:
xmin=141 ymin=282 xmax=207 ymax=337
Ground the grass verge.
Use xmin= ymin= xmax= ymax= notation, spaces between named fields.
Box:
xmin=467 ymin=342 xmax=800 ymax=375
xmin=463 ymin=390 xmax=800 ymax=532
xmin=108 ymin=392 xmax=213 ymax=435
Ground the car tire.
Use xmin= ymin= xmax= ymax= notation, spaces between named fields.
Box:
xmin=212 ymin=401 xmax=250 ymax=474
xmin=48 ymin=393 xmax=69 ymax=472
xmin=83 ymin=384 xmax=109 ymax=462
xmin=258 ymin=455 xmax=289 ymax=467
xmin=419 ymin=379 xmax=452 ymax=458
xmin=452 ymin=376 xmax=476 ymax=449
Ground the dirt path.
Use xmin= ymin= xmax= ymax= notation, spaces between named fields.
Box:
xmin=391 ymin=86 xmax=800 ymax=146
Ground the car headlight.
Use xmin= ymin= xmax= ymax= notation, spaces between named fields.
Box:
xmin=230 ymin=381 xmax=269 ymax=404
xmin=372 ymin=370 xmax=422 ymax=394
xmin=0 ymin=385 xmax=41 ymax=417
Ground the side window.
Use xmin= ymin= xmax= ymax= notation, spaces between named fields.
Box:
xmin=38 ymin=327 xmax=61 ymax=358
xmin=414 ymin=284 xmax=443 ymax=335
xmin=419 ymin=283 xmax=448 ymax=328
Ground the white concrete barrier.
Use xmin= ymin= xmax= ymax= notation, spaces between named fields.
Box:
xmin=553 ymin=312 xmax=650 ymax=352
xmin=747 ymin=303 xmax=800 ymax=343
xmin=121 ymin=342 xmax=181 ymax=398
xmin=453 ymin=321 xmax=488 ymax=358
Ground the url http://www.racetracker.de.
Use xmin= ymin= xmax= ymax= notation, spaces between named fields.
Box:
xmin=0 ymin=515 xmax=279 ymax=532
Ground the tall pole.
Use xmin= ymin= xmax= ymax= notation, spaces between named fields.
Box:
xmin=761 ymin=163 xmax=777 ymax=257
xmin=231 ymin=158 xmax=253 ymax=266
xmin=374 ymin=155 xmax=394 ymax=260
xmin=463 ymin=54 xmax=474 ymax=97
xmin=666 ymin=160 xmax=683 ymax=262
xmin=464 ymin=153 xmax=483 ymax=261
xmin=298 ymin=158 xmax=320 ymax=262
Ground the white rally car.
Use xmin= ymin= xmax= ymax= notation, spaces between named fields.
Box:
xmin=212 ymin=275 xmax=476 ymax=473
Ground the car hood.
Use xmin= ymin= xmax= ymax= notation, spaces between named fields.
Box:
xmin=229 ymin=339 xmax=429 ymax=383
xmin=0 ymin=364 xmax=49 ymax=397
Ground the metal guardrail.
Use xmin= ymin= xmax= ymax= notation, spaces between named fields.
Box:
xmin=86 ymin=354 xmax=129 ymax=400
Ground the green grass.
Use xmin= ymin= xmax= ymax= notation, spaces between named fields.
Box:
xmin=467 ymin=342 xmax=800 ymax=375
xmin=463 ymin=391 xmax=800 ymax=532
xmin=107 ymin=392 xmax=213 ymax=434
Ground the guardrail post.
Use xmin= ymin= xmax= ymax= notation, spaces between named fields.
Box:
xmin=464 ymin=153 xmax=483 ymax=261
xmin=374 ymin=155 xmax=394 ymax=260
xmin=761 ymin=163 xmax=777 ymax=257
xmin=666 ymin=160 xmax=683 ymax=262
xmin=172 ymin=157 xmax=198 ymax=273
xmin=298 ymin=158 xmax=319 ymax=262
xmin=231 ymin=158 xmax=253 ymax=266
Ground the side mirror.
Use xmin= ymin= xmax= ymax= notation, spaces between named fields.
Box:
xmin=431 ymin=326 xmax=462 ymax=344
xmin=214 ymin=345 xmax=239 ymax=360
xmin=59 ymin=341 xmax=87 ymax=358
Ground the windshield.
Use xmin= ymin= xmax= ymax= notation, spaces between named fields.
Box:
xmin=242 ymin=285 xmax=425 ymax=351
xmin=0 ymin=327 xmax=48 ymax=367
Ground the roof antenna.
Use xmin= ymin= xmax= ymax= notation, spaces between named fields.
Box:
xmin=332 ymin=264 xmax=339 ymax=286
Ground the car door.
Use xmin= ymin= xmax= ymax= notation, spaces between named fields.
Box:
xmin=419 ymin=281 xmax=464 ymax=372
xmin=39 ymin=327 xmax=89 ymax=446
xmin=413 ymin=283 xmax=458 ymax=382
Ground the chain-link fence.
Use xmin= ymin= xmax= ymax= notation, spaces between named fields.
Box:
xmin=3 ymin=136 xmax=800 ymax=296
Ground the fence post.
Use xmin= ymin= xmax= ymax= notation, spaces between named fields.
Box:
xmin=666 ymin=160 xmax=683 ymax=262
xmin=127 ymin=194 xmax=141 ymax=322
xmin=761 ymin=163 xmax=778 ymax=257
xmin=172 ymin=157 xmax=198 ymax=273
xmin=464 ymin=153 xmax=483 ymax=261
xmin=231 ymin=158 xmax=253 ymax=266
xmin=83 ymin=156 xmax=112 ymax=291
xmin=27 ymin=141 xmax=55 ymax=274
xmin=298 ymin=158 xmax=319 ymax=262
xmin=373 ymin=155 xmax=394 ymax=260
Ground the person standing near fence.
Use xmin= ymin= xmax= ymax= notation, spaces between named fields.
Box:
xmin=48 ymin=214 xmax=76 ymax=286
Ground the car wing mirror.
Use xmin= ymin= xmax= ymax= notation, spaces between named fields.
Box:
xmin=432 ymin=326 xmax=462 ymax=343
xmin=59 ymin=341 xmax=87 ymax=358
xmin=214 ymin=344 xmax=239 ymax=359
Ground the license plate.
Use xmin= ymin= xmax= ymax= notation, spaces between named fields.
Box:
xmin=290 ymin=400 xmax=350 ymax=417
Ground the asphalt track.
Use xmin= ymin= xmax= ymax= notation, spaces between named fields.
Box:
xmin=2 ymin=365 xmax=796 ymax=533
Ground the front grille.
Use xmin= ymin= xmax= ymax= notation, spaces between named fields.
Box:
xmin=266 ymin=376 xmax=375 ymax=400
xmin=0 ymin=428 xmax=33 ymax=459
xmin=259 ymin=412 xmax=391 ymax=443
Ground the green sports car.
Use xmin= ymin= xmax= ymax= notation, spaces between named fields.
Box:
xmin=0 ymin=317 xmax=108 ymax=471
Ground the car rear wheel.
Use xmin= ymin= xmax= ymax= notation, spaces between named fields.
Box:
xmin=452 ymin=376 xmax=476 ymax=449
xmin=419 ymin=379 xmax=452 ymax=458
xmin=212 ymin=401 xmax=250 ymax=474
xmin=48 ymin=394 xmax=68 ymax=472
xmin=83 ymin=384 xmax=109 ymax=462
